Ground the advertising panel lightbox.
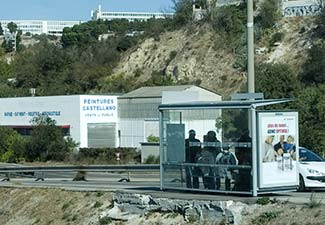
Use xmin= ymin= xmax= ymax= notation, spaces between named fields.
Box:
xmin=257 ymin=112 xmax=299 ymax=188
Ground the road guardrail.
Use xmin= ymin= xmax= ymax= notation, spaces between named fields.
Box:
xmin=0 ymin=164 xmax=160 ymax=182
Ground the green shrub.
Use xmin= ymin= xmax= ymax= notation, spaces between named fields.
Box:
xmin=269 ymin=32 xmax=284 ymax=47
xmin=77 ymin=147 xmax=140 ymax=164
xmin=62 ymin=202 xmax=71 ymax=211
xmin=255 ymin=0 xmax=281 ymax=30
xmin=306 ymin=192 xmax=322 ymax=209
xmin=256 ymin=197 xmax=270 ymax=205
xmin=94 ymin=201 xmax=103 ymax=208
xmin=144 ymin=155 xmax=160 ymax=164
xmin=146 ymin=135 xmax=159 ymax=143
xmin=169 ymin=50 xmax=178 ymax=61
xmin=98 ymin=216 xmax=112 ymax=225
xmin=212 ymin=5 xmax=246 ymax=35
xmin=252 ymin=211 xmax=280 ymax=225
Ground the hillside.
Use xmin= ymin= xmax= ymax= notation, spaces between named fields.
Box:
xmin=112 ymin=24 xmax=245 ymax=97
xmin=111 ymin=16 xmax=315 ymax=97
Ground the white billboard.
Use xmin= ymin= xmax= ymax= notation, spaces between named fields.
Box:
xmin=257 ymin=112 xmax=299 ymax=188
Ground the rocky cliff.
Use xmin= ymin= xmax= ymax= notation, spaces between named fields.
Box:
xmin=112 ymin=16 xmax=314 ymax=98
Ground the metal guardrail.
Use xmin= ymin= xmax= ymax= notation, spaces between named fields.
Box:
xmin=0 ymin=164 xmax=160 ymax=182
xmin=0 ymin=164 xmax=160 ymax=173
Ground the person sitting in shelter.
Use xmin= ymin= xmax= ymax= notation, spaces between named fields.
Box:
xmin=185 ymin=129 xmax=201 ymax=189
xmin=216 ymin=145 xmax=237 ymax=191
xmin=197 ymin=130 xmax=221 ymax=189
xmin=234 ymin=129 xmax=252 ymax=192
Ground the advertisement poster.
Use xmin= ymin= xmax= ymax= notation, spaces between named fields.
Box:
xmin=258 ymin=112 xmax=299 ymax=188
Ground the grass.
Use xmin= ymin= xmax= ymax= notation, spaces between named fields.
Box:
xmin=252 ymin=211 xmax=280 ymax=225
xmin=306 ymin=192 xmax=323 ymax=209
xmin=166 ymin=212 xmax=179 ymax=219
xmin=93 ymin=201 xmax=103 ymax=208
xmin=98 ymin=216 xmax=112 ymax=225
xmin=96 ymin=192 xmax=104 ymax=197
xmin=62 ymin=212 xmax=71 ymax=221
xmin=61 ymin=202 xmax=71 ymax=211
xmin=256 ymin=197 xmax=270 ymax=205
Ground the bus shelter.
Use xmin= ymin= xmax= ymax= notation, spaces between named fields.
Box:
xmin=158 ymin=98 xmax=299 ymax=196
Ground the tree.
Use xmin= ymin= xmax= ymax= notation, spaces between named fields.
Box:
xmin=256 ymin=63 xmax=299 ymax=100
xmin=293 ymin=85 xmax=325 ymax=156
xmin=13 ymin=40 xmax=72 ymax=92
xmin=7 ymin=22 xmax=18 ymax=33
xmin=61 ymin=20 xmax=108 ymax=48
xmin=99 ymin=73 xmax=134 ymax=93
xmin=213 ymin=5 xmax=246 ymax=35
xmin=0 ymin=127 xmax=26 ymax=163
xmin=172 ymin=0 xmax=194 ymax=27
xmin=25 ymin=115 xmax=77 ymax=162
xmin=255 ymin=0 xmax=281 ymax=30
xmin=313 ymin=5 xmax=325 ymax=38
xmin=0 ymin=22 xmax=3 ymax=35
xmin=299 ymin=44 xmax=325 ymax=85
xmin=1 ymin=22 xmax=22 ymax=52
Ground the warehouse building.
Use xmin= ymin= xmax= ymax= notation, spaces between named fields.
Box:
xmin=0 ymin=85 xmax=221 ymax=149
xmin=118 ymin=85 xmax=221 ymax=148
xmin=0 ymin=95 xmax=119 ymax=148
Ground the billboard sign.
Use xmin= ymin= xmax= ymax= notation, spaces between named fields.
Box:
xmin=257 ymin=112 xmax=299 ymax=188
xmin=80 ymin=95 xmax=118 ymax=122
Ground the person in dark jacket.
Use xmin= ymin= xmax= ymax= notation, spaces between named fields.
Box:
xmin=234 ymin=129 xmax=252 ymax=191
xmin=185 ymin=129 xmax=201 ymax=188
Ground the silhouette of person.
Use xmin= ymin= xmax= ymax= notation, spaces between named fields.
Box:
xmin=234 ymin=129 xmax=252 ymax=191
xmin=198 ymin=130 xmax=221 ymax=189
xmin=185 ymin=129 xmax=201 ymax=188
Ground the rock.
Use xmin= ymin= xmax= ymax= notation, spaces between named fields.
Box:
xmin=106 ymin=192 xmax=253 ymax=224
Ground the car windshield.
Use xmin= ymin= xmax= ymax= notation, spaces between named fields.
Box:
xmin=299 ymin=148 xmax=324 ymax=162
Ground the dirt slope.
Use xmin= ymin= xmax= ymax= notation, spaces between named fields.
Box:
xmin=1 ymin=188 xmax=324 ymax=225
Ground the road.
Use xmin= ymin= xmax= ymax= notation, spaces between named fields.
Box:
xmin=0 ymin=171 xmax=324 ymax=205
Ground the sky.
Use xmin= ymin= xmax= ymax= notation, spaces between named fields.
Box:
xmin=0 ymin=0 xmax=174 ymax=21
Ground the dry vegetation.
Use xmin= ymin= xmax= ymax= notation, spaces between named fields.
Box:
xmin=0 ymin=188 xmax=324 ymax=225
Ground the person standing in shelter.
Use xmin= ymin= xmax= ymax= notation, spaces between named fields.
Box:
xmin=234 ymin=129 xmax=252 ymax=191
xmin=216 ymin=145 xmax=237 ymax=190
xmin=198 ymin=130 xmax=221 ymax=189
xmin=185 ymin=129 xmax=201 ymax=188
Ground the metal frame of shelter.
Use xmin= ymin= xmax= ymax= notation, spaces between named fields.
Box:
xmin=158 ymin=98 xmax=298 ymax=196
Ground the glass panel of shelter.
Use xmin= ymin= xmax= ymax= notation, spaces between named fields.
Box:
xmin=161 ymin=108 xmax=252 ymax=193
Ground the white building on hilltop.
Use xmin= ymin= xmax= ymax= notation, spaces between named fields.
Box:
xmin=91 ymin=5 xmax=173 ymax=21
xmin=0 ymin=20 xmax=83 ymax=36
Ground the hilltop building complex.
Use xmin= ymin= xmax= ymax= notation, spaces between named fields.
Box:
xmin=91 ymin=5 xmax=173 ymax=21
xmin=0 ymin=20 xmax=83 ymax=36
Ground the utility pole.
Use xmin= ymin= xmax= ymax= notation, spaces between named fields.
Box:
xmin=247 ymin=0 xmax=255 ymax=93
xmin=247 ymin=0 xmax=257 ymax=197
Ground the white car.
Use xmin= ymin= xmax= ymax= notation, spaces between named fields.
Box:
xmin=298 ymin=147 xmax=325 ymax=191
